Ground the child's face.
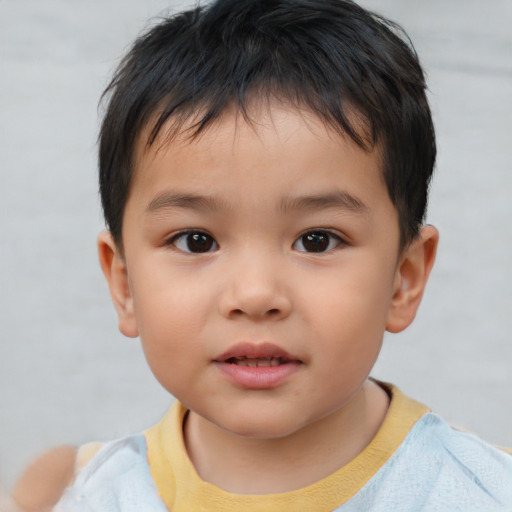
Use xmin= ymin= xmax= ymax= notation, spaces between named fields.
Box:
xmin=106 ymin=104 xmax=410 ymax=439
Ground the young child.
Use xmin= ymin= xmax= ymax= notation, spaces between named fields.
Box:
xmin=52 ymin=0 xmax=512 ymax=510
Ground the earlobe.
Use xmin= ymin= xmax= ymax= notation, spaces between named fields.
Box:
xmin=97 ymin=231 xmax=139 ymax=338
xmin=386 ymin=225 xmax=439 ymax=333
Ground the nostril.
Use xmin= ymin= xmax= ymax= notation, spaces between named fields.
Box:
xmin=267 ymin=308 xmax=280 ymax=315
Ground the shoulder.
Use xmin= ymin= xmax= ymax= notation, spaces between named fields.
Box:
xmin=341 ymin=384 xmax=512 ymax=511
xmin=408 ymin=412 xmax=512 ymax=476
xmin=54 ymin=435 xmax=168 ymax=512
xmin=364 ymin=411 xmax=512 ymax=511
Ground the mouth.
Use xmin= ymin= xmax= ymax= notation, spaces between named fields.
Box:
xmin=214 ymin=342 xmax=301 ymax=365
xmin=213 ymin=343 xmax=302 ymax=389
xmin=224 ymin=356 xmax=292 ymax=367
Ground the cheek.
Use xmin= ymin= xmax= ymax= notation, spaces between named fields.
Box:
xmin=130 ymin=271 xmax=213 ymax=356
xmin=307 ymin=262 xmax=394 ymax=329
xmin=133 ymin=284 xmax=207 ymax=396
xmin=303 ymin=260 xmax=395 ymax=365
xmin=134 ymin=258 xmax=208 ymax=312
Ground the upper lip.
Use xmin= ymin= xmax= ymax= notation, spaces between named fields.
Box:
xmin=214 ymin=342 xmax=300 ymax=363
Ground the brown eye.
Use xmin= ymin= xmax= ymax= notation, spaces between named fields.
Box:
xmin=172 ymin=231 xmax=218 ymax=253
xmin=294 ymin=231 xmax=341 ymax=253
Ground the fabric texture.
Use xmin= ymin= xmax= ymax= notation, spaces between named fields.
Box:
xmin=54 ymin=384 xmax=512 ymax=511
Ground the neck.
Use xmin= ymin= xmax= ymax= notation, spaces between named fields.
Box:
xmin=184 ymin=379 xmax=389 ymax=494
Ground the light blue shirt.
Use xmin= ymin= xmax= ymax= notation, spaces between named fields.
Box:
xmin=55 ymin=412 xmax=512 ymax=511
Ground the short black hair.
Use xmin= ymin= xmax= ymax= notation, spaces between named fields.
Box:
xmin=99 ymin=0 xmax=435 ymax=249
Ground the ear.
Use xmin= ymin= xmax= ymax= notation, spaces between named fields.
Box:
xmin=97 ymin=231 xmax=139 ymax=338
xmin=386 ymin=225 xmax=439 ymax=333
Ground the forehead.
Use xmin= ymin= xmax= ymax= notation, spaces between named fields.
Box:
xmin=138 ymin=94 xmax=373 ymax=151
xmin=129 ymin=102 xmax=389 ymax=213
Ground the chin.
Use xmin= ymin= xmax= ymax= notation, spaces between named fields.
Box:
xmin=214 ymin=411 xmax=310 ymax=440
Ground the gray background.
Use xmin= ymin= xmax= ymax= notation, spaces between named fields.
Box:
xmin=1 ymin=0 xmax=511 ymax=492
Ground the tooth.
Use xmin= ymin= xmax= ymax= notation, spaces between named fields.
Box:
xmin=230 ymin=357 xmax=287 ymax=367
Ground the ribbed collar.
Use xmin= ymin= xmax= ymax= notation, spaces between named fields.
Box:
xmin=144 ymin=383 xmax=429 ymax=512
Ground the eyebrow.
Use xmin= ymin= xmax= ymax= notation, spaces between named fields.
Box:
xmin=146 ymin=190 xmax=370 ymax=216
xmin=279 ymin=191 xmax=370 ymax=215
xmin=146 ymin=192 xmax=228 ymax=213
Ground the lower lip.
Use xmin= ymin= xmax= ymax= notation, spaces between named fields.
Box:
xmin=214 ymin=361 xmax=301 ymax=389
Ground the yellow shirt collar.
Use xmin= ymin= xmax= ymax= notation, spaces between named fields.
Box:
xmin=144 ymin=383 xmax=428 ymax=512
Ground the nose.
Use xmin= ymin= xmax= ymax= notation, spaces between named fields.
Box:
xmin=218 ymin=257 xmax=292 ymax=321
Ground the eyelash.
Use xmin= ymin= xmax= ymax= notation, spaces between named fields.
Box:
xmin=165 ymin=229 xmax=345 ymax=254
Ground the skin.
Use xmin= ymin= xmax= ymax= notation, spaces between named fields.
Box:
xmin=10 ymin=445 xmax=77 ymax=512
xmin=99 ymin=103 xmax=438 ymax=494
